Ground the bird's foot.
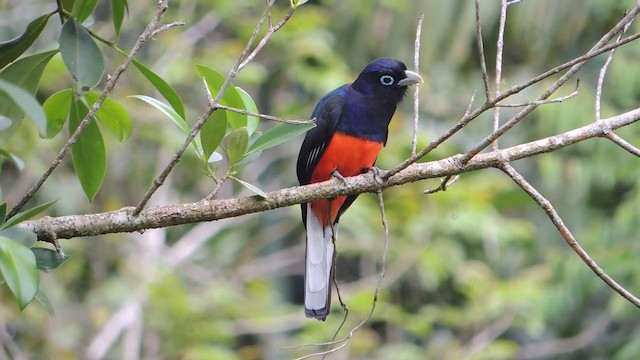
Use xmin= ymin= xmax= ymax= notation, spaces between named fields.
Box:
xmin=331 ymin=170 xmax=348 ymax=185
xmin=367 ymin=167 xmax=384 ymax=185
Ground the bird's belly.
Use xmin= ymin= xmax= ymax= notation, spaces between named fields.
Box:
xmin=309 ymin=132 xmax=383 ymax=226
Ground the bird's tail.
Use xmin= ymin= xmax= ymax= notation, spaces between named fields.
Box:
xmin=304 ymin=204 xmax=335 ymax=321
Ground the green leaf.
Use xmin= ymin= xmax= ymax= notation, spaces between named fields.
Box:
xmin=0 ymin=203 xmax=5 ymax=228
xmin=0 ymin=227 xmax=37 ymax=248
xmin=226 ymin=127 xmax=249 ymax=166
xmin=59 ymin=18 xmax=104 ymax=95
xmin=111 ymin=0 xmax=128 ymax=38
xmin=132 ymin=60 xmax=185 ymax=119
xmin=200 ymin=110 xmax=227 ymax=161
xmin=33 ymin=248 xmax=69 ymax=272
xmin=42 ymin=88 xmax=73 ymax=138
xmin=0 ymin=12 xmax=54 ymax=69
xmin=231 ymin=177 xmax=268 ymax=199
xmin=69 ymin=98 xmax=105 ymax=202
xmin=73 ymin=0 xmax=99 ymax=24
xmin=130 ymin=95 xmax=201 ymax=155
xmin=195 ymin=64 xmax=247 ymax=129
xmin=0 ymin=236 xmax=38 ymax=310
xmin=246 ymin=122 xmax=315 ymax=156
xmin=236 ymin=87 xmax=259 ymax=136
xmin=1 ymin=199 xmax=58 ymax=230
xmin=35 ymin=288 xmax=54 ymax=315
xmin=85 ymin=91 xmax=132 ymax=141
xmin=0 ymin=148 xmax=24 ymax=171
xmin=0 ymin=79 xmax=47 ymax=136
xmin=296 ymin=0 xmax=310 ymax=6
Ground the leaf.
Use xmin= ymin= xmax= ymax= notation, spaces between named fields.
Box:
xmin=111 ymin=0 xmax=128 ymax=38
xmin=0 ymin=227 xmax=37 ymax=248
xmin=246 ymin=122 xmax=316 ymax=156
xmin=73 ymin=0 xmax=99 ymax=23
xmin=132 ymin=60 xmax=185 ymax=119
xmin=195 ymin=64 xmax=247 ymax=129
xmin=0 ymin=148 xmax=24 ymax=171
xmin=35 ymin=288 xmax=54 ymax=315
xmin=85 ymin=91 xmax=132 ymax=141
xmin=231 ymin=177 xmax=268 ymax=199
xmin=200 ymin=110 xmax=227 ymax=161
xmin=226 ymin=127 xmax=249 ymax=166
xmin=0 ymin=79 xmax=47 ymax=136
xmin=0 ymin=236 xmax=39 ymax=310
xmin=130 ymin=95 xmax=201 ymax=155
xmin=236 ymin=87 xmax=259 ymax=136
xmin=0 ymin=12 xmax=54 ymax=69
xmin=69 ymin=98 xmax=105 ymax=202
xmin=1 ymin=199 xmax=58 ymax=230
xmin=296 ymin=0 xmax=310 ymax=6
xmin=59 ymin=18 xmax=104 ymax=94
xmin=0 ymin=203 xmax=5 ymax=228
xmin=42 ymin=88 xmax=73 ymax=138
xmin=33 ymin=248 xmax=69 ymax=272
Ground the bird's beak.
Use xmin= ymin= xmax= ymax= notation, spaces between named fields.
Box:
xmin=397 ymin=70 xmax=423 ymax=86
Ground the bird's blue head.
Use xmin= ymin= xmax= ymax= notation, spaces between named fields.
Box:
xmin=351 ymin=58 xmax=423 ymax=104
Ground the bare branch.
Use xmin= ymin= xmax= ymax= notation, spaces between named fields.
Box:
xmin=499 ymin=162 xmax=640 ymax=307
xmin=474 ymin=0 xmax=491 ymax=100
xmin=411 ymin=13 xmax=424 ymax=156
xmin=214 ymin=104 xmax=314 ymax=124
xmin=150 ymin=21 xmax=185 ymax=38
xmin=492 ymin=0 xmax=508 ymax=151
xmin=20 ymin=107 xmax=640 ymax=242
xmin=496 ymin=86 xmax=579 ymax=107
xmin=605 ymin=133 xmax=640 ymax=156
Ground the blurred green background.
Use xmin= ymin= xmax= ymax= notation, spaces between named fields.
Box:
xmin=1 ymin=0 xmax=639 ymax=359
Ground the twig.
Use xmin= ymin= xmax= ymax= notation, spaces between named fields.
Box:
xmin=496 ymin=86 xmax=579 ymax=107
xmin=134 ymin=0 xmax=295 ymax=215
xmin=7 ymin=0 xmax=173 ymax=219
xmin=605 ymin=133 xmax=640 ymax=157
xmin=214 ymin=104 xmax=314 ymax=124
xmin=411 ymin=13 xmax=424 ymax=156
xmin=424 ymin=175 xmax=460 ymax=194
xmin=492 ymin=0 xmax=508 ymax=151
xmin=475 ymin=0 xmax=491 ymax=100
xmin=150 ymin=21 xmax=185 ymax=38
xmin=499 ymin=162 xmax=640 ymax=307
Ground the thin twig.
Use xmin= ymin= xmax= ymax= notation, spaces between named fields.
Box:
xmin=150 ymin=21 xmax=185 ymax=38
xmin=475 ymin=0 xmax=491 ymax=100
xmin=411 ymin=13 xmax=424 ymax=156
xmin=496 ymin=86 xmax=579 ymax=107
xmin=7 ymin=0 xmax=172 ymax=219
xmin=424 ymin=175 xmax=460 ymax=194
xmin=499 ymin=162 xmax=640 ymax=307
xmin=492 ymin=0 xmax=508 ymax=151
xmin=605 ymin=133 xmax=640 ymax=157
xmin=215 ymin=104 xmax=314 ymax=124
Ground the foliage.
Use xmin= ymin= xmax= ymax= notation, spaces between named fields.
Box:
xmin=0 ymin=0 xmax=638 ymax=359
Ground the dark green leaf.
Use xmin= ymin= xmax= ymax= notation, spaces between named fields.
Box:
xmin=35 ymin=288 xmax=54 ymax=315
xmin=236 ymin=87 xmax=259 ymax=136
xmin=69 ymin=98 xmax=105 ymax=202
xmin=85 ymin=91 xmax=132 ymax=141
xmin=231 ymin=177 xmax=268 ymax=199
xmin=195 ymin=64 xmax=246 ymax=129
xmin=33 ymin=248 xmax=69 ymax=272
xmin=226 ymin=127 xmax=249 ymax=166
xmin=0 ymin=12 xmax=54 ymax=69
xmin=200 ymin=110 xmax=227 ymax=161
xmin=0 ymin=236 xmax=38 ymax=310
xmin=0 ymin=79 xmax=47 ymax=136
xmin=246 ymin=122 xmax=316 ymax=156
xmin=0 ymin=227 xmax=37 ymax=248
xmin=132 ymin=60 xmax=185 ymax=119
xmin=73 ymin=0 xmax=99 ymax=23
xmin=59 ymin=18 xmax=104 ymax=95
xmin=111 ymin=0 xmax=128 ymax=38
xmin=1 ymin=199 xmax=58 ymax=230
xmin=42 ymin=88 xmax=73 ymax=138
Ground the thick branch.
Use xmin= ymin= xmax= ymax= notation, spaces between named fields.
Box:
xmin=20 ymin=108 xmax=640 ymax=241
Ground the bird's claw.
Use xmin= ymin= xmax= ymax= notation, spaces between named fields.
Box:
xmin=368 ymin=167 xmax=384 ymax=185
xmin=332 ymin=170 xmax=348 ymax=185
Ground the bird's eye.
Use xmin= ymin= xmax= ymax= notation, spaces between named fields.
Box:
xmin=379 ymin=75 xmax=395 ymax=86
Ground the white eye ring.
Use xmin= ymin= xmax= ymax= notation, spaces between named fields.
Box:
xmin=380 ymin=75 xmax=394 ymax=86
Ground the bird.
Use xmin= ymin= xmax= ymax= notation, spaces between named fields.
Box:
xmin=296 ymin=58 xmax=422 ymax=320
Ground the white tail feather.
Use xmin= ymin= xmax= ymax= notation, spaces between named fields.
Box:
xmin=305 ymin=204 xmax=335 ymax=314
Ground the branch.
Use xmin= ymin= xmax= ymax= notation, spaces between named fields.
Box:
xmin=20 ymin=108 xmax=640 ymax=241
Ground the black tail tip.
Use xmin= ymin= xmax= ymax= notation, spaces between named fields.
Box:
xmin=305 ymin=307 xmax=329 ymax=321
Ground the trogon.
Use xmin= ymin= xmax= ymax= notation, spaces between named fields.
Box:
xmin=296 ymin=58 xmax=422 ymax=320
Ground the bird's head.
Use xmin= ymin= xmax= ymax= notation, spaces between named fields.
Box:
xmin=351 ymin=58 xmax=423 ymax=103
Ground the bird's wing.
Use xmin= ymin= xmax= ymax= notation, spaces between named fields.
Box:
xmin=296 ymin=86 xmax=346 ymax=186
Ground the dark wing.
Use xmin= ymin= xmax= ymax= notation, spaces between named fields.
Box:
xmin=297 ymin=86 xmax=346 ymax=226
